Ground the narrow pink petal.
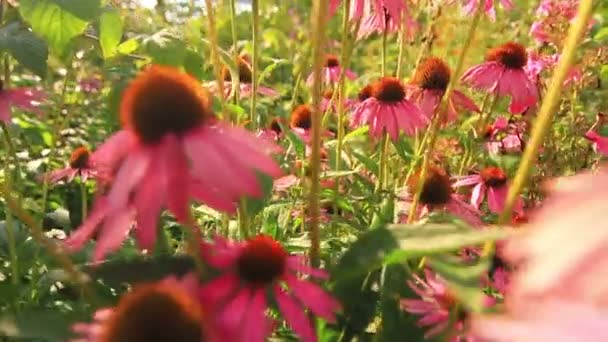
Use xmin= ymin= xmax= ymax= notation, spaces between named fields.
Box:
xmin=284 ymin=273 xmax=340 ymax=323
xmin=242 ymin=288 xmax=270 ymax=342
xmin=199 ymin=274 xmax=240 ymax=308
xmin=417 ymin=311 xmax=449 ymax=327
xmin=274 ymin=286 xmax=316 ymax=342
xmin=107 ymin=148 xmax=151 ymax=209
xmin=93 ymin=207 xmax=135 ymax=262
xmin=487 ymin=185 xmax=507 ymax=213
xmin=452 ymin=175 xmax=482 ymax=188
xmin=217 ymin=287 xmax=252 ymax=333
xmin=162 ymin=135 xmax=191 ymax=222
xmin=90 ymin=130 xmax=136 ymax=169
xmin=287 ymin=256 xmax=329 ymax=279
xmin=64 ymin=197 xmax=110 ymax=251
xmin=189 ymin=178 xmax=237 ymax=213
xmin=471 ymin=183 xmax=485 ymax=209
xmin=133 ymin=157 xmax=165 ymax=250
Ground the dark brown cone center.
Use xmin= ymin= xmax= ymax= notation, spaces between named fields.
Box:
xmin=486 ymin=42 xmax=528 ymax=69
xmin=236 ymin=236 xmax=287 ymax=286
xmin=372 ymin=77 xmax=406 ymax=103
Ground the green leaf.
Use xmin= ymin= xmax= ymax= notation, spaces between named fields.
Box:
xmin=352 ymin=149 xmax=379 ymax=176
xmin=243 ymin=172 xmax=275 ymax=218
xmin=594 ymin=27 xmax=608 ymax=41
xmin=285 ymin=130 xmax=306 ymax=159
xmin=384 ymin=222 xmax=510 ymax=264
xmin=0 ymin=309 xmax=81 ymax=341
xmin=183 ymin=49 xmax=205 ymax=80
xmin=117 ymin=37 xmax=139 ymax=54
xmin=145 ymin=37 xmax=186 ymax=67
xmin=19 ymin=0 xmax=101 ymax=56
xmin=0 ymin=23 xmax=48 ymax=77
xmin=99 ymin=8 xmax=123 ymax=59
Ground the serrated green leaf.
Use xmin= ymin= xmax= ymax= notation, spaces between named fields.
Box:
xmin=0 ymin=23 xmax=48 ymax=77
xmin=19 ymin=0 xmax=101 ymax=56
xmin=99 ymin=8 xmax=123 ymax=59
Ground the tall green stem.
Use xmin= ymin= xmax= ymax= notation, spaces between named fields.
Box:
xmin=495 ymin=0 xmax=593 ymax=225
xmin=308 ymin=0 xmax=328 ymax=268
xmin=407 ymin=0 xmax=485 ymax=223
xmin=250 ymin=0 xmax=259 ymax=128
xmin=1 ymin=123 xmax=18 ymax=286
xmin=80 ymin=181 xmax=87 ymax=221
xmin=229 ymin=0 xmax=240 ymax=108
xmin=395 ymin=10 xmax=408 ymax=79
xmin=335 ymin=0 xmax=353 ymax=173
xmin=381 ymin=23 xmax=388 ymax=76
xmin=203 ymin=0 xmax=226 ymax=113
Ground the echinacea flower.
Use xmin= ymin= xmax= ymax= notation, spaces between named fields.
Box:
xmin=0 ymin=80 xmax=45 ymax=122
xmin=44 ymin=146 xmax=98 ymax=183
xmin=199 ymin=235 xmax=341 ymax=342
xmin=407 ymin=57 xmax=479 ymax=124
xmin=351 ymin=77 xmax=428 ymax=141
xmin=289 ymin=104 xmax=333 ymax=144
xmin=397 ymin=165 xmax=483 ymax=227
xmin=584 ymin=131 xmax=608 ymax=156
xmin=453 ymin=167 xmax=523 ymax=215
xmin=256 ymin=117 xmax=285 ymax=142
xmin=64 ymin=65 xmax=282 ymax=261
xmin=472 ymin=169 xmax=608 ymax=341
xmin=461 ymin=42 xmax=538 ymax=114
xmin=210 ymin=55 xmax=279 ymax=99
xmin=71 ymin=275 xmax=223 ymax=342
xmin=449 ymin=0 xmax=513 ymax=21
xmin=484 ymin=116 xmax=525 ymax=155
xmin=401 ymin=269 xmax=472 ymax=340
xmin=307 ymin=55 xmax=356 ymax=86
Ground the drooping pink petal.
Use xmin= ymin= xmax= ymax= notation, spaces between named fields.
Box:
xmin=64 ymin=197 xmax=110 ymax=251
xmin=275 ymin=286 xmax=316 ymax=342
xmin=452 ymin=174 xmax=482 ymax=187
xmin=162 ymin=135 xmax=192 ymax=222
xmin=93 ymin=206 xmax=135 ymax=262
xmin=133 ymin=156 xmax=165 ymax=250
xmin=199 ymin=274 xmax=240 ymax=307
xmin=487 ymin=185 xmax=507 ymax=213
xmin=241 ymin=288 xmax=270 ymax=342
xmin=284 ymin=273 xmax=340 ymax=322
xmin=287 ymin=256 xmax=329 ymax=279
xmin=106 ymin=147 xmax=150 ymax=209
xmin=471 ymin=183 xmax=486 ymax=209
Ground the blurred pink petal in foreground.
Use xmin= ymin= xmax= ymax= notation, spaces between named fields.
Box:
xmin=0 ymin=83 xmax=45 ymax=122
xmin=473 ymin=169 xmax=608 ymax=341
xmin=585 ymin=131 xmax=608 ymax=156
xmin=200 ymin=235 xmax=341 ymax=342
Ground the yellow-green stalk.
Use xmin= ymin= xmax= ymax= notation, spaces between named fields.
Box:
xmin=250 ymin=0 xmax=260 ymax=128
xmin=203 ymin=0 xmax=226 ymax=114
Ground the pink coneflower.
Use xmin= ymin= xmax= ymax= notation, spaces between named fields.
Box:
xmin=329 ymin=0 xmax=407 ymax=23
xmin=256 ymin=117 xmax=285 ymax=142
xmin=397 ymin=166 xmax=483 ymax=227
xmin=461 ymin=42 xmax=538 ymax=114
xmin=450 ymin=0 xmax=513 ymax=21
xmin=200 ymin=235 xmax=341 ymax=342
xmin=453 ymin=167 xmax=523 ymax=215
xmin=0 ymin=80 xmax=45 ymax=122
xmin=289 ymin=104 xmax=333 ymax=144
xmin=79 ymin=76 xmax=103 ymax=93
xmin=351 ymin=77 xmax=428 ymax=141
xmin=472 ymin=169 xmax=608 ymax=341
xmin=307 ymin=55 xmax=356 ymax=86
xmin=44 ymin=146 xmax=98 ymax=183
xmin=407 ymin=57 xmax=480 ymax=124
xmin=209 ymin=56 xmax=279 ymax=99
xmin=585 ymin=131 xmax=608 ymax=156
xmin=64 ymin=65 xmax=282 ymax=261
xmin=401 ymin=269 xmax=473 ymax=340
xmin=71 ymin=275 xmax=223 ymax=342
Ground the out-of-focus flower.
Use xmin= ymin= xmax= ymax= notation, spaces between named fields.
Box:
xmin=256 ymin=117 xmax=285 ymax=142
xmin=397 ymin=165 xmax=483 ymax=227
xmin=351 ymin=77 xmax=427 ymax=141
xmin=453 ymin=166 xmax=524 ymax=215
xmin=461 ymin=42 xmax=538 ymax=114
xmin=530 ymin=0 xmax=594 ymax=47
xmin=64 ymin=65 xmax=282 ymax=261
xmin=71 ymin=275 xmax=223 ymax=342
xmin=289 ymin=104 xmax=333 ymax=144
xmin=307 ymin=55 xmax=356 ymax=86
xmin=472 ymin=169 xmax=608 ymax=341
xmin=407 ymin=57 xmax=479 ymax=124
xmin=44 ymin=146 xmax=98 ymax=183
xmin=209 ymin=55 xmax=279 ymax=99
xmin=320 ymin=89 xmax=356 ymax=113
xmin=525 ymin=51 xmax=583 ymax=87
xmin=484 ymin=116 xmax=525 ymax=155
xmin=79 ymin=76 xmax=103 ymax=93
xmin=200 ymin=235 xmax=341 ymax=342
xmin=449 ymin=0 xmax=514 ymax=21
xmin=0 ymin=80 xmax=45 ymax=122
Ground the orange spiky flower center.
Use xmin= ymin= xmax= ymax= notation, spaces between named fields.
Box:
xmin=290 ymin=104 xmax=312 ymax=130
xmin=486 ymin=42 xmax=528 ymax=69
xmin=358 ymin=84 xmax=373 ymax=102
xmin=372 ymin=77 xmax=406 ymax=103
xmin=412 ymin=57 xmax=451 ymax=91
xmin=100 ymin=282 xmax=205 ymax=342
xmin=221 ymin=56 xmax=253 ymax=83
xmin=480 ymin=167 xmax=508 ymax=187
xmin=408 ymin=166 xmax=453 ymax=206
xmin=236 ymin=235 xmax=287 ymax=286
xmin=325 ymin=54 xmax=340 ymax=68
xmin=120 ymin=65 xmax=213 ymax=145
xmin=69 ymin=147 xmax=91 ymax=169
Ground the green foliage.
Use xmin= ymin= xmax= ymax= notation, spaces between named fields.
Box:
xmin=99 ymin=8 xmax=123 ymax=59
xmin=0 ymin=22 xmax=48 ymax=77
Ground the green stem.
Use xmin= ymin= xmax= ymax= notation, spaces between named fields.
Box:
xmin=476 ymin=92 xmax=500 ymax=135
xmin=229 ymin=0 xmax=240 ymax=109
xmin=250 ymin=0 xmax=259 ymax=128
xmin=381 ymin=22 xmax=388 ymax=76
xmin=308 ymin=0 xmax=328 ymax=268
xmin=203 ymin=0 xmax=226 ymax=114
xmin=335 ymin=0 xmax=353 ymax=173
xmin=395 ymin=10 xmax=408 ymax=79
xmin=1 ymin=123 xmax=18 ymax=286
xmin=407 ymin=0 xmax=485 ymax=223
xmin=80 ymin=181 xmax=87 ymax=221
xmin=377 ymin=133 xmax=390 ymax=191
xmin=494 ymin=0 xmax=594 ymax=226
xmin=411 ymin=4 xmax=441 ymax=79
